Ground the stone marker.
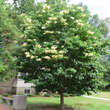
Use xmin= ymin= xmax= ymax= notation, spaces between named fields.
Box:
xmin=13 ymin=95 xmax=27 ymax=110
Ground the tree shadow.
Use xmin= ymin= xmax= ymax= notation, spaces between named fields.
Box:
xmin=27 ymin=104 xmax=74 ymax=110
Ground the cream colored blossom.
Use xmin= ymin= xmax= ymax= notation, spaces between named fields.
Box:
xmin=25 ymin=52 xmax=30 ymax=55
xmin=45 ymin=50 xmax=50 ymax=54
xmin=22 ymin=43 xmax=27 ymax=47
xmin=61 ymin=45 xmax=64 ymax=48
xmin=42 ymin=10 xmax=46 ymax=13
xmin=60 ymin=10 xmax=69 ymax=14
xmin=49 ymin=17 xmax=57 ymax=21
xmin=54 ymin=21 xmax=57 ymax=24
xmin=52 ymin=55 xmax=57 ymax=59
xmin=36 ymin=58 xmax=42 ymax=61
xmin=82 ymin=14 xmax=86 ymax=17
xmin=58 ymin=55 xmax=64 ymax=58
xmin=26 ymin=17 xmax=32 ymax=23
xmin=46 ymin=68 xmax=51 ymax=72
xmin=44 ymin=31 xmax=54 ymax=34
xmin=50 ymin=50 xmax=57 ymax=54
xmin=46 ymin=21 xmax=51 ymax=24
xmin=20 ymin=35 xmax=24 ymax=38
xmin=27 ymin=26 xmax=32 ymax=30
xmin=77 ymin=22 xmax=84 ymax=27
xmin=33 ymin=39 xmax=36 ymax=41
xmin=42 ymin=26 xmax=46 ymax=29
xmin=77 ymin=7 xmax=84 ymax=12
xmin=44 ymin=56 xmax=51 ymax=60
xmin=43 ymin=4 xmax=50 ymax=10
xmin=37 ymin=44 xmax=41 ymax=48
xmin=51 ymin=46 xmax=57 ymax=50
xmin=61 ymin=18 xmax=67 ymax=23
xmin=87 ymin=31 xmax=94 ymax=35
xmin=13 ymin=40 xmax=18 ymax=44
xmin=38 ymin=14 xmax=42 ymax=17
xmin=25 ymin=52 xmax=30 ymax=57
xmin=31 ymin=56 xmax=34 ymax=59
xmin=76 ymin=19 xmax=82 ymax=23
xmin=71 ymin=17 xmax=74 ymax=20
xmin=27 ymin=39 xmax=32 ymax=42
xmin=59 ymin=50 xmax=64 ymax=54
xmin=85 ymin=53 xmax=94 ymax=57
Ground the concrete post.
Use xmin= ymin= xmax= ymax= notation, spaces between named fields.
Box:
xmin=13 ymin=95 xmax=27 ymax=110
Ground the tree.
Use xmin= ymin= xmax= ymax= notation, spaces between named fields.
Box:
xmin=16 ymin=0 xmax=110 ymax=109
xmin=0 ymin=0 xmax=19 ymax=80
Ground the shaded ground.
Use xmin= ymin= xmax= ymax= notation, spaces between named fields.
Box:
xmin=27 ymin=104 xmax=74 ymax=110
xmin=0 ymin=104 xmax=11 ymax=110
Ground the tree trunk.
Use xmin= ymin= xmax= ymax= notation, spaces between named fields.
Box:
xmin=60 ymin=88 xmax=64 ymax=110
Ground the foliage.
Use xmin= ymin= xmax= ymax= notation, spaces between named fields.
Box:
xmin=0 ymin=1 xmax=19 ymax=80
xmin=16 ymin=0 xmax=110 ymax=96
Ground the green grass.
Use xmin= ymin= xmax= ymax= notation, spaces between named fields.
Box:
xmin=91 ymin=91 xmax=110 ymax=99
xmin=27 ymin=95 xmax=110 ymax=110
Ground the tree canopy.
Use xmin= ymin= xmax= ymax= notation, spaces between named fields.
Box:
xmin=15 ymin=0 xmax=110 ymax=109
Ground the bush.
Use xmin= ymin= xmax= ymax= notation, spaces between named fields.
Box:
xmin=27 ymin=94 xmax=35 ymax=97
xmin=63 ymin=93 xmax=70 ymax=97
xmin=44 ymin=92 xmax=51 ymax=97
xmin=2 ymin=93 xmax=9 ymax=97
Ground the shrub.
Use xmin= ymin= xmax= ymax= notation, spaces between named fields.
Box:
xmin=63 ymin=93 xmax=70 ymax=97
xmin=27 ymin=94 xmax=35 ymax=97
xmin=44 ymin=92 xmax=51 ymax=97
xmin=2 ymin=93 xmax=9 ymax=97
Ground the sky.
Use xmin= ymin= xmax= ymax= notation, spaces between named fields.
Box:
xmin=70 ymin=0 xmax=110 ymax=19
xmin=8 ymin=0 xmax=110 ymax=19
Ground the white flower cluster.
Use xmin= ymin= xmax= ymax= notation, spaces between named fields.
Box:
xmin=43 ymin=4 xmax=50 ymax=10
xmin=85 ymin=53 xmax=94 ymax=57
xmin=27 ymin=39 xmax=32 ymax=42
xmin=48 ymin=17 xmax=57 ymax=21
xmin=87 ymin=31 xmax=94 ymax=35
xmin=22 ymin=43 xmax=27 ymax=47
xmin=76 ymin=20 xmax=84 ymax=27
xmin=36 ymin=44 xmax=41 ymax=48
xmin=60 ymin=10 xmax=69 ymax=14
xmin=36 ymin=58 xmax=42 ymax=61
xmin=44 ymin=56 xmax=51 ymax=60
xmin=25 ymin=52 xmax=30 ymax=57
xmin=77 ymin=7 xmax=84 ymax=12
xmin=43 ymin=31 xmax=54 ymax=34
xmin=70 ymin=17 xmax=75 ymax=20
xmin=25 ymin=52 xmax=34 ymax=59
xmin=45 ymin=49 xmax=57 ymax=54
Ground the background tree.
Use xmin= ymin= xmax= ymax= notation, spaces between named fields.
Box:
xmin=16 ymin=0 xmax=110 ymax=109
xmin=0 ymin=0 xmax=19 ymax=80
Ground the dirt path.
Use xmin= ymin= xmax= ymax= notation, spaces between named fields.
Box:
xmin=0 ymin=104 xmax=11 ymax=110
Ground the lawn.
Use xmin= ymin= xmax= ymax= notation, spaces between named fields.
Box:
xmin=27 ymin=95 xmax=110 ymax=110
xmin=91 ymin=91 xmax=110 ymax=99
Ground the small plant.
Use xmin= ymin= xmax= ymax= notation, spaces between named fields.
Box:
xmin=2 ymin=93 xmax=9 ymax=97
xmin=44 ymin=93 xmax=51 ymax=97
xmin=27 ymin=94 xmax=35 ymax=97
xmin=63 ymin=93 xmax=70 ymax=97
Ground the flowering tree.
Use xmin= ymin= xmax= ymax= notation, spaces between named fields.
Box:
xmin=16 ymin=0 xmax=110 ymax=109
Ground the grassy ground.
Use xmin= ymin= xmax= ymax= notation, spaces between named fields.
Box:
xmin=91 ymin=91 xmax=110 ymax=99
xmin=27 ymin=95 xmax=110 ymax=110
